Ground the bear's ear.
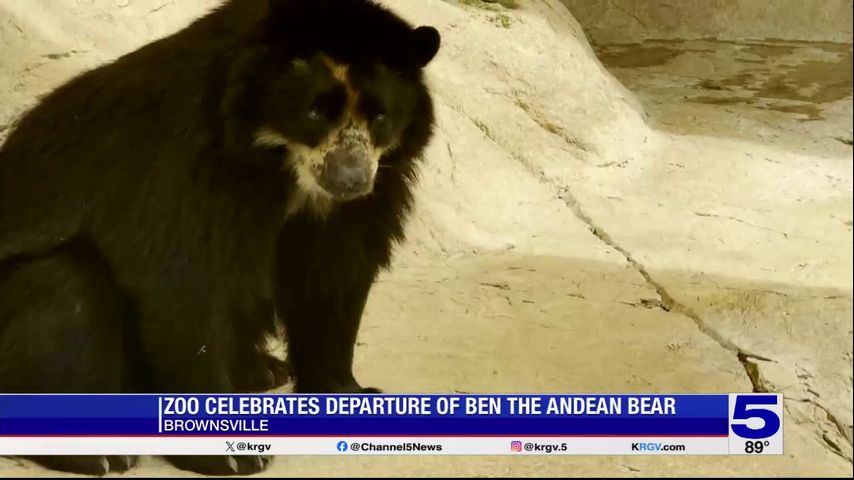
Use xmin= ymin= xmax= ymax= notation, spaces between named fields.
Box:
xmin=411 ymin=26 xmax=441 ymax=68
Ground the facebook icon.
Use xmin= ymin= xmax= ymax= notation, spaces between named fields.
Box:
xmin=337 ymin=441 xmax=348 ymax=452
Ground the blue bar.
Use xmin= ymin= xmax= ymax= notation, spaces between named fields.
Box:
xmin=0 ymin=394 xmax=729 ymax=436
xmin=0 ymin=394 xmax=726 ymax=418
xmin=0 ymin=395 xmax=157 ymax=418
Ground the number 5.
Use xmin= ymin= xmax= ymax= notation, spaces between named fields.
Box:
xmin=731 ymin=395 xmax=780 ymax=439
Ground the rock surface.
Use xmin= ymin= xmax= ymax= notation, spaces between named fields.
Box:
xmin=562 ymin=0 xmax=854 ymax=44
xmin=0 ymin=0 xmax=851 ymax=476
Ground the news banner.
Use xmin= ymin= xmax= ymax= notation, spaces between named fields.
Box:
xmin=0 ymin=393 xmax=782 ymax=456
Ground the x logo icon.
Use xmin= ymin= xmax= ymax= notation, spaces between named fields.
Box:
xmin=225 ymin=441 xmax=235 ymax=452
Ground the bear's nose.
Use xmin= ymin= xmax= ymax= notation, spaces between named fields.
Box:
xmin=320 ymin=147 xmax=373 ymax=199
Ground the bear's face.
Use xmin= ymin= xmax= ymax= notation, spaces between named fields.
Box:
xmin=253 ymin=53 xmax=425 ymax=202
xmin=248 ymin=0 xmax=441 ymax=208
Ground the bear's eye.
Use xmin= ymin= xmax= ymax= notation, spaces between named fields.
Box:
xmin=307 ymin=86 xmax=347 ymax=123
xmin=361 ymin=97 xmax=387 ymax=123
xmin=369 ymin=103 xmax=387 ymax=123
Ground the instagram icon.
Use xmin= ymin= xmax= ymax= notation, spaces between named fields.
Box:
xmin=511 ymin=441 xmax=523 ymax=452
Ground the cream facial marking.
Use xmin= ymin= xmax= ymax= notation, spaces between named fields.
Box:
xmin=320 ymin=55 xmax=362 ymax=122
xmin=253 ymin=127 xmax=289 ymax=148
xmin=291 ymin=58 xmax=309 ymax=71
xmin=320 ymin=55 xmax=349 ymax=84
xmin=285 ymin=163 xmax=334 ymax=220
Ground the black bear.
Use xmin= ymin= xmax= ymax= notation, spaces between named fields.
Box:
xmin=0 ymin=0 xmax=440 ymax=476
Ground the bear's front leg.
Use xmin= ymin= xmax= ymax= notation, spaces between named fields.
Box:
xmin=279 ymin=279 xmax=381 ymax=394
xmin=136 ymin=293 xmax=274 ymax=475
xmin=275 ymin=249 xmax=381 ymax=394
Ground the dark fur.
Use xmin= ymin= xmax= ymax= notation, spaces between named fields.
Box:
xmin=0 ymin=0 xmax=439 ymax=475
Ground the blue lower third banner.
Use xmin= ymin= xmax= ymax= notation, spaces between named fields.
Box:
xmin=0 ymin=394 xmax=783 ymax=456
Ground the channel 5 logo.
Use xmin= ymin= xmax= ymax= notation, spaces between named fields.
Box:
xmin=729 ymin=394 xmax=781 ymax=439
xmin=728 ymin=393 xmax=784 ymax=455
xmin=510 ymin=441 xmax=523 ymax=452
